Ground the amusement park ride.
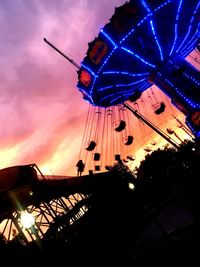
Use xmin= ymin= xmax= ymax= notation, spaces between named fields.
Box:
xmin=44 ymin=0 xmax=200 ymax=173
xmin=0 ymin=0 xmax=199 ymax=245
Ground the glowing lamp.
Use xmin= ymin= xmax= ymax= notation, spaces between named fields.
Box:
xmin=20 ymin=210 xmax=35 ymax=229
xmin=128 ymin=182 xmax=135 ymax=190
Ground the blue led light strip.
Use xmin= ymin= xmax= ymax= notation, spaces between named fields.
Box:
xmin=88 ymin=30 xmax=118 ymax=97
xmin=180 ymin=41 xmax=198 ymax=58
xmin=98 ymin=77 xmax=147 ymax=92
xmin=113 ymin=1 xmax=173 ymax=59
xmin=97 ymin=48 xmax=117 ymax=75
xmin=98 ymin=81 xmax=150 ymax=105
xmin=110 ymin=94 xmax=128 ymax=104
xmin=150 ymin=20 xmax=164 ymax=61
xmin=122 ymin=82 xmax=151 ymax=97
xmin=119 ymin=15 xmax=150 ymax=44
xmin=176 ymin=1 xmax=200 ymax=54
xmin=98 ymin=78 xmax=146 ymax=91
xmin=97 ymin=30 xmax=118 ymax=76
xmin=154 ymin=0 xmax=172 ymax=12
xmin=169 ymin=0 xmax=183 ymax=56
xmin=181 ymin=45 xmax=197 ymax=59
xmin=121 ymin=46 xmax=156 ymax=68
xmin=81 ymin=30 xmax=118 ymax=98
xmin=141 ymin=0 xmax=152 ymax=14
xmin=162 ymin=77 xmax=200 ymax=109
xmin=97 ymin=83 xmax=150 ymax=101
xmin=179 ymin=30 xmax=199 ymax=57
xmin=79 ymin=64 xmax=98 ymax=96
xmin=168 ymin=60 xmax=200 ymax=87
xmin=100 ymin=91 xmax=126 ymax=103
xmin=141 ymin=0 xmax=164 ymax=61
xmin=134 ymin=82 xmax=150 ymax=92
xmin=89 ymin=48 xmax=117 ymax=97
xmin=100 ymin=29 xmax=118 ymax=48
xmin=77 ymin=86 xmax=94 ymax=105
xmin=81 ymin=64 xmax=98 ymax=78
xmin=183 ymin=72 xmax=200 ymax=87
xmin=102 ymin=71 xmax=149 ymax=77
xmin=90 ymin=76 xmax=97 ymax=96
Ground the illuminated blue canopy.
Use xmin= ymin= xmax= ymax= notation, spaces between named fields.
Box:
xmin=77 ymin=0 xmax=200 ymax=136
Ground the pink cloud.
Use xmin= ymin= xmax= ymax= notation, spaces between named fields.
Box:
xmin=0 ymin=0 xmax=198 ymax=176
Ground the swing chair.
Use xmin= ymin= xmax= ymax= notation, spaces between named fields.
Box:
xmin=127 ymin=155 xmax=136 ymax=161
xmin=124 ymin=135 xmax=134 ymax=145
xmin=153 ymin=101 xmax=166 ymax=115
xmin=94 ymin=152 xmax=101 ymax=161
xmin=114 ymin=120 xmax=126 ymax=132
xmin=85 ymin=140 xmax=96 ymax=151
xmin=147 ymin=88 xmax=166 ymax=115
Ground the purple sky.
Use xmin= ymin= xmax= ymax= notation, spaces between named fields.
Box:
xmin=0 ymin=0 xmax=126 ymax=176
xmin=0 ymin=0 xmax=198 ymax=177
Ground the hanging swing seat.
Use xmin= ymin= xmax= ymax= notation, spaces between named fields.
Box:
xmin=166 ymin=128 xmax=174 ymax=135
xmin=153 ymin=102 xmax=166 ymax=114
xmin=86 ymin=141 xmax=96 ymax=151
xmin=95 ymin=165 xmax=100 ymax=171
xmin=151 ymin=141 xmax=157 ymax=145
xmin=94 ymin=152 xmax=101 ymax=161
xmin=144 ymin=147 xmax=152 ymax=152
xmin=106 ymin=109 xmax=112 ymax=115
xmin=114 ymin=120 xmax=126 ymax=132
xmin=124 ymin=135 xmax=134 ymax=145
xmin=127 ymin=155 xmax=135 ymax=161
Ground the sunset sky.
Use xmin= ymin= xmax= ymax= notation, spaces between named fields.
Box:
xmin=0 ymin=0 xmax=198 ymax=177
xmin=0 ymin=0 xmax=127 ymax=176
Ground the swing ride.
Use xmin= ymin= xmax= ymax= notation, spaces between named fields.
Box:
xmin=44 ymin=0 xmax=200 ymax=175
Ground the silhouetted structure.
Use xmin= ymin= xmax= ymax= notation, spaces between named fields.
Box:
xmin=0 ymin=141 xmax=200 ymax=266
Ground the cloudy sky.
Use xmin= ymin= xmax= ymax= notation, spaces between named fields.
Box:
xmin=0 ymin=0 xmax=198 ymax=177
xmin=0 ymin=0 xmax=127 ymax=176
